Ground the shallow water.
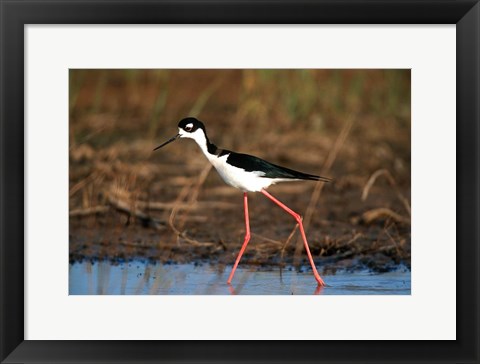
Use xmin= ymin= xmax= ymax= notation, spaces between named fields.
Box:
xmin=69 ymin=260 xmax=410 ymax=295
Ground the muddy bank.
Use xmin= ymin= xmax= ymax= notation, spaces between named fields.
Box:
xmin=69 ymin=178 xmax=411 ymax=273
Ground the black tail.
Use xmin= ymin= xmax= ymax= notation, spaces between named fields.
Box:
xmin=225 ymin=152 xmax=332 ymax=182
xmin=291 ymin=171 xmax=332 ymax=183
xmin=267 ymin=161 xmax=332 ymax=182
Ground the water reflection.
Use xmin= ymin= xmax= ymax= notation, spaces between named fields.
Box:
xmin=69 ymin=260 xmax=411 ymax=295
xmin=313 ymin=285 xmax=324 ymax=295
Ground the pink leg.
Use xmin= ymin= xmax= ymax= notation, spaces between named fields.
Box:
xmin=227 ymin=192 xmax=251 ymax=284
xmin=261 ymin=189 xmax=326 ymax=286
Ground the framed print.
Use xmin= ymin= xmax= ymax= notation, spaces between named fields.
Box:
xmin=1 ymin=1 xmax=479 ymax=363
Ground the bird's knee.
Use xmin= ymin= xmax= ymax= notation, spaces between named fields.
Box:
xmin=293 ymin=213 xmax=302 ymax=223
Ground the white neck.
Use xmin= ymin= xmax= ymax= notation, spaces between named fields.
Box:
xmin=179 ymin=128 xmax=216 ymax=161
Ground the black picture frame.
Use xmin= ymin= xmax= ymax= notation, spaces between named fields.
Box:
xmin=1 ymin=1 xmax=478 ymax=363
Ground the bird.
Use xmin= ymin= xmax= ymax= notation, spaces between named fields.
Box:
xmin=154 ymin=117 xmax=330 ymax=286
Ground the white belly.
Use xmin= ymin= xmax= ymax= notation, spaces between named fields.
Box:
xmin=209 ymin=154 xmax=276 ymax=192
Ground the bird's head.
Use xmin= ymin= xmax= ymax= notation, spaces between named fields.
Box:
xmin=153 ymin=117 xmax=207 ymax=151
xmin=177 ymin=117 xmax=206 ymax=139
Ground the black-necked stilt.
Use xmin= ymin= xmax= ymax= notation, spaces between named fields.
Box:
xmin=154 ymin=117 xmax=330 ymax=286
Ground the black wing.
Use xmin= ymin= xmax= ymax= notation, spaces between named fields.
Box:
xmin=223 ymin=151 xmax=331 ymax=182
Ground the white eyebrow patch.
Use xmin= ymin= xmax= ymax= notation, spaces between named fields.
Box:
xmin=186 ymin=123 xmax=193 ymax=129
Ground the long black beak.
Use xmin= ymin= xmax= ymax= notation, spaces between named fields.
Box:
xmin=153 ymin=134 xmax=180 ymax=151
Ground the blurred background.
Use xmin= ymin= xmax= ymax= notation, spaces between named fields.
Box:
xmin=69 ymin=69 xmax=411 ymax=274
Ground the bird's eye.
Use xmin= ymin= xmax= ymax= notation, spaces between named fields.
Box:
xmin=185 ymin=126 xmax=192 ymax=131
